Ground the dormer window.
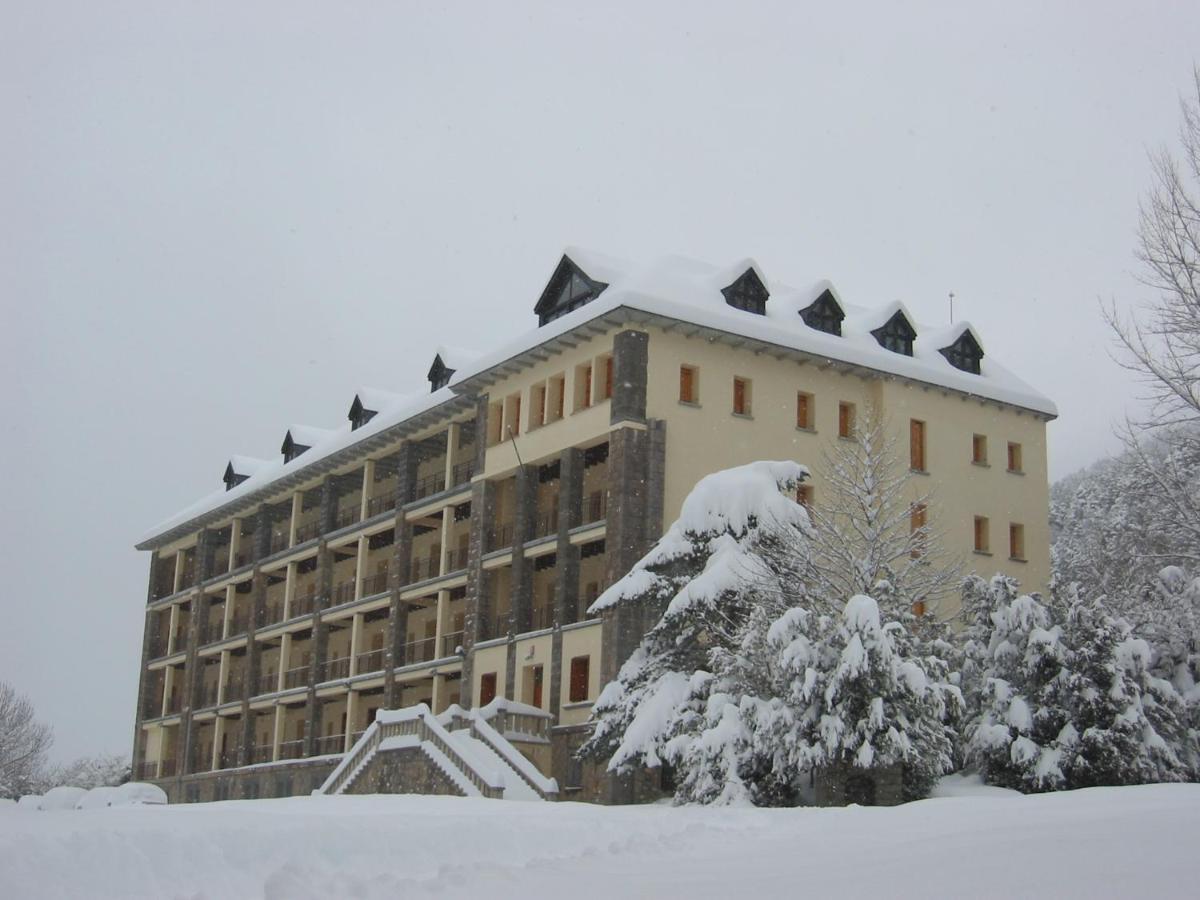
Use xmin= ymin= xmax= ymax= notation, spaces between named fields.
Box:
xmin=223 ymin=464 xmax=248 ymax=492
xmin=939 ymin=329 xmax=984 ymax=375
xmin=427 ymin=355 xmax=455 ymax=392
xmin=281 ymin=432 xmax=311 ymax=463
xmin=534 ymin=256 xmax=608 ymax=327
xmin=721 ymin=269 xmax=769 ymax=315
xmin=871 ymin=310 xmax=917 ymax=356
xmin=799 ymin=289 xmax=844 ymax=336
xmin=348 ymin=396 xmax=377 ymax=431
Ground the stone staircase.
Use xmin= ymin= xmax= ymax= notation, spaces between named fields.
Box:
xmin=318 ymin=700 xmax=558 ymax=801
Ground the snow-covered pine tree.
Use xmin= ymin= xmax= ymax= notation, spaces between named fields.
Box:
xmin=1049 ymin=595 xmax=1191 ymax=786
xmin=578 ymin=460 xmax=815 ymax=799
xmin=772 ymin=594 xmax=960 ymax=802
xmin=965 ymin=590 xmax=1073 ymax=791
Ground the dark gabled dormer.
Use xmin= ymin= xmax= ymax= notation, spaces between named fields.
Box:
xmin=223 ymin=462 xmax=249 ymax=492
xmin=940 ymin=328 xmax=984 ymax=374
xmin=721 ymin=268 xmax=769 ymax=315
xmin=535 ymin=255 xmax=609 ymax=327
xmin=799 ymin=289 xmax=844 ymax=336
xmin=428 ymin=354 xmax=455 ymax=392
xmin=348 ymin=396 xmax=377 ymax=430
xmin=871 ymin=309 xmax=918 ymax=356
xmin=281 ymin=430 xmax=312 ymax=463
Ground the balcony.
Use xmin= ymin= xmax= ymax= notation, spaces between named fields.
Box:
xmin=257 ymin=671 xmax=279 ymax=696
xmin=531 ymin=604 xmax=554 ymax=630
xmin=486 ymin=522 xmax=514 ymax=553
xmin=283 ymin=665 xmax=310 ymax=690
xmin=262 ymin=600 xmax=285 ymax=627
xmin=223 ymin=678 xmax=246 ymax=703
xmin=199 ymin=682 xmax=220 ymax=708
xmin=315 ymin=734 xmax=345 ymax=755
xmin=159 ymin=758 xmax=178 ymax=777
xmin=218 ymin=749 xmax=240 ymax=769
xmin=366 ymin=489 xmax=397 ymax=518
xmin=404 ymin=636 xmax=436 ymax=665
xmin=291 ymin=593 xmax=318 ymax=619
xmin=251 ymin=744 xmax=273 ymax=764
xmin=325 ymin=657 xmax=351 ymax=681
xmin=361 ymin=571 xmax=389 ymax=597
xmin=139 ymin=761 xmax=158 ymax=780
xmin=441 ymin=630 xmax=465 ymax=657
xmin=227 ymin=611 xmax=248 ymax=636
xmin=148 ymin=633 xmax=169 ymax=659
xmin=142 ymin=692 xmax=163 ymax=718
xmin=164 ymin=690 xmax=182 ymax=716
xmin=531 ymin=508 xmax=558 ymax=539
xmin=451 ymin=460 xmax=475 ymax=488
xmin=583 ymin=491 xmax=607 ymax=525
xmin=413 ymin=472 xmax=446 ymax=501
xmin=268 ymin=528 xmax=289 ymax=555
xmin=355 ymin=648 xmax=385 ymax=674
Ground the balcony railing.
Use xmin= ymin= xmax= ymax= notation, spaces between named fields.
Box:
xmin=315 ymin=734 xmax=345 ymax=756
xmin=333 ymin=502 xmax=361 ymax=531
xmin=404 ymin=636 xmax=436 ymax=665
xmin=408 ymin=556 xmax=441 ymax=583
xmin=331 ymin=579 xmax=356 ymax=607
xmin=164 ymin=690 xmax=181 ymax=716
xmin=444 ymin=546 xmax=470 ymax=572
xmin=218 ymin=749 xmax=240 ymax=769
xmin=294 ymin=519 xmax=321 ymax=545
xmin=262 ymin=600 xmax=284 ymax=626
xmin=148 ymin=633 xmax=169 ymax=658
xmin=199 ymin=682 xmax=220 ymax=708
xmin=251 ymin=744 xmax=273 ymax=764
xmin=170 ymin=629 xmax=187 ymax=653
xmin=159 ymin=758 xmax=178 ymax=777
xmin=209 ymin=546 xmax=230 ymax=577
xmin=532 ymin=508 xmax=558 ymax=538
xmin=361 ymin=571 xmax=389 ymax=596
xmin=451 ymin=460 xmax=475 ymax=487
xmin=223 ymin=677 xmax=245 ymax=703
xmin=487 ymin=522 xmax=514 ymax=552
xmin=291 ymin=592 xmax=318 ymax=618
xmin=583 ymin=491 xmax=607 ymax=525
xmin=413 ymin=472 xmax=446 ymax=501
xmin=325 ymin=657 xmax=351 ymax=681
xmin=366 ymin=489 xmax=397 ymax=518
xmin=283 ymin=665 xmax=310 ymax=690
xmin=257 ymin=671 xmax=279 ymax=696
xmin=139 ymin=761 xmax=158 ymax=780
xmin=278 ymin=740 xmax=305 ymax=760
xmin=355 ymin=648 xmax=385 ymax=674
xmin=204 ymin=613 xmax=224 ymax=643
xmin=227 ymin=611 xmax=248 ymax=636
xmin=269 ymin=529 xmax=289 ymax=555
xmin=531 ymin=604 xmax=554 ymax=631
xmin=441 ymin=630 xmax=465 ymax=658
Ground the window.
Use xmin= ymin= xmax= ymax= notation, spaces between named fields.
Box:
xmin=910 ymin=419 xmax=926 ymax=472
xmin=679 ymin=365 xmax=698 ymax=404
xmin=939 ymin=330 xmax=984 ymax=374
xmin=796 ymin=484 xmax=814 ymax=508
xmin=1007 ymin=442 xmax=1023 ymax=473
xmin=569 ymin=656 xmax=590 ymax=703
xmin=910 ymin=503 xmax=927 ymax=558
xmin=479 ymin=672 xmax=497 ymax=706
xmin=503 ymin=393 xmax=521 ymax=438
xmin=720 ymin=268 xmax=769 ymax=315
xmin=523 ymin=664 xmax=544 ymax=708
xmin=575 ymin=364 xmax=593 ymax=412
xmin=911 ymin=600 xmax=927 ymax=617
xmin=972 ymin=434 xmax=988 ymax=465
xmin=530 ymin=383 xmax=547 ymax=429
xmin=548 ymin=375 xmax=565 ymax=423
xmin=1009 ymin=523 xmax=1026 ymax=561
xmin=838 ymin=402 xmax=856 ymax=439
xmin=796 ymin=392 xmax=813 ymax=430
xmin=599 ymin=355 xmax=613 ymax=401
xmin=733 ymin=377 xmax=752 ymax=416
xmin=974 ymin=516 xmax=990 ymax=554
xmin=487 ymin=402 xmax=503 ymax=446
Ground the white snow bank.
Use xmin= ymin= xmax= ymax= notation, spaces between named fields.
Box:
xmin=112 ymin=782 xmax=168 ymax=806
xmin=76 ymin=786 xmax=120 ymax=810
xmin=0 ymin=783 xmax=1195 ymax=899
xmin=40 ymin=786 xmax=87 ymax=811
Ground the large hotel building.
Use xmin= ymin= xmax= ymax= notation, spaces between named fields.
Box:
xmin=133 ymin=249 xmax=1055 ymax=803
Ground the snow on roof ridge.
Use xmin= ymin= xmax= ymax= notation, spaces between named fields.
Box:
xmin=353 ymin=387 xmax=408 ymax=411
xmin=917 ymin=319 xmax=983 ymax=352
xmin=227 ymin=455 xmax=271 ymax=474
xmin=432 ymin=344 xmax=478 ymax=371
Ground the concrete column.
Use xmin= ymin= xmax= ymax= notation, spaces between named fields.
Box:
xmin=549 ymin=626 xmax=564 ymax=720
xmin=283 ymin=561 xmax=296 ymax=620
xmin=504 ymin=637 xmax=517 ymax=700
xmin=344 ymin=691 xmax=358 ymax=752
xmin=217 ymin=650 xmax=230 ymax=705
xmin=510 ymin=466 xmax=536 ymax=635
xmin=271 ymin=705 xmax=284 ymax=761
xmin=610 ymin=329 xmax=649 ymax=425
xmin=288 ymin=494 xmax=302 ymax=547
xmin=278 ymin=634 xmax=292 ymax=693
xmin=360 ymin=460 xmax=375 ymax=519
xmin=556 ymin=447 xmax=584 ymax=626
xmin=354 ymin=535 xmax=368 ymax=600
xmin=349 ymin=613 xmax=364 ymax=675
xmin=211 ymin=716 xmax=224 ymax=772
xmin=444 ymin=422 xmax=460 ymax=488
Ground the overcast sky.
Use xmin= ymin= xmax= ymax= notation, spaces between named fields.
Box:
xmin=2 ymin=2 xmax=1197 ymax=763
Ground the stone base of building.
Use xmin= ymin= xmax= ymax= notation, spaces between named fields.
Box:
xmin=152 ymin=756 xmax=341 ymax=804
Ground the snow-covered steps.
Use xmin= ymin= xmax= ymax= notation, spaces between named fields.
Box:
xmin=318 ymin=703 xmax=557 ymax=801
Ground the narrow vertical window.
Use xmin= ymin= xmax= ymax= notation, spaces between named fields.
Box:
xmin=974 ymin=516 xmax=990 ymax=553
xmin=479 ymin=672 xmax=497 ymax=706
xmin=838 ymin=402 xmax=856 ymax=439
xmin=550 ymin=375 xmax=565 ymax=421
xmin=796 ymin=392 xmax=813 ymax=430
xmin=576 ymin=364 xmax=593 ymax=411
xmin=910 ymin=503 xmax=927 ymax=558
xmin=972 ymin=434 xmax=988 ymax=465
xmin=733 ymin=377 xmax=751 ymax=416
xmin=1007 ymin=442 xmax=1023 ymax=473
xmin=679 ymin=365 xmax=698 ymax=404
xmin=910 ymin=419 xmax=926 ymax=471
xmin=601 ymin=355 xmax=613 ymax=400
xmin=1009 ymin=523 xmax=1025 ymax=560
xmin=569 ymin=656 xmax=590 ymax=703
xmin=531 ymin=383 xmax=546 ymax=429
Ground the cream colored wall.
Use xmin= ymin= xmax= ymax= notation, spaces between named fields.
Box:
xmin=513 ymin=632 xmax=554 ymax=709
xmin=559 ymin=622 xmax=603 ymax=726
xmin=645 ymin=327 xmax=1053 ymax=607
xmin=472 ymin=644 xmax=508 ymax=701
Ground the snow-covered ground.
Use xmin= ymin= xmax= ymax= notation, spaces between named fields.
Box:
xmin=2 ymin=780 xmax=1196 ymax=899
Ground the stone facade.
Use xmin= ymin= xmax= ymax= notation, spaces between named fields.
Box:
xmin=342 ymin=747 xmax=464 ymax=798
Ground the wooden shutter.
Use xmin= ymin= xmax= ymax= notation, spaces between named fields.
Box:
xmin=910 ymin=420 xmax=926 ymax=471
xmin=680 ymin=366 xmax=694 ymax=403
xmin=479 ymin=672 xmax=497 ymax=705
xmin=569 ymin=656 xmax=590 ymax=703
xmin=796 ymin=393 xmax=810 ymax=429
xmin=733 ymin=378 xmax=746 ymax=414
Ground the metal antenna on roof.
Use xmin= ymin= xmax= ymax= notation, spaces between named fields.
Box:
xmin=949 ymin=291 xmax=955 ymax=324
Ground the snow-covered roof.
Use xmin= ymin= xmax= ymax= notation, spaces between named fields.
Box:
xmin=352 ymin=388 xmax=409 ymax=414
xmin=225 ymin=455 xmax=270 ymax=478
xmin=449 ymin=251 xmax=1057 ymax=419
xmin=137 ymin=249 xmax=1055 ymax=552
